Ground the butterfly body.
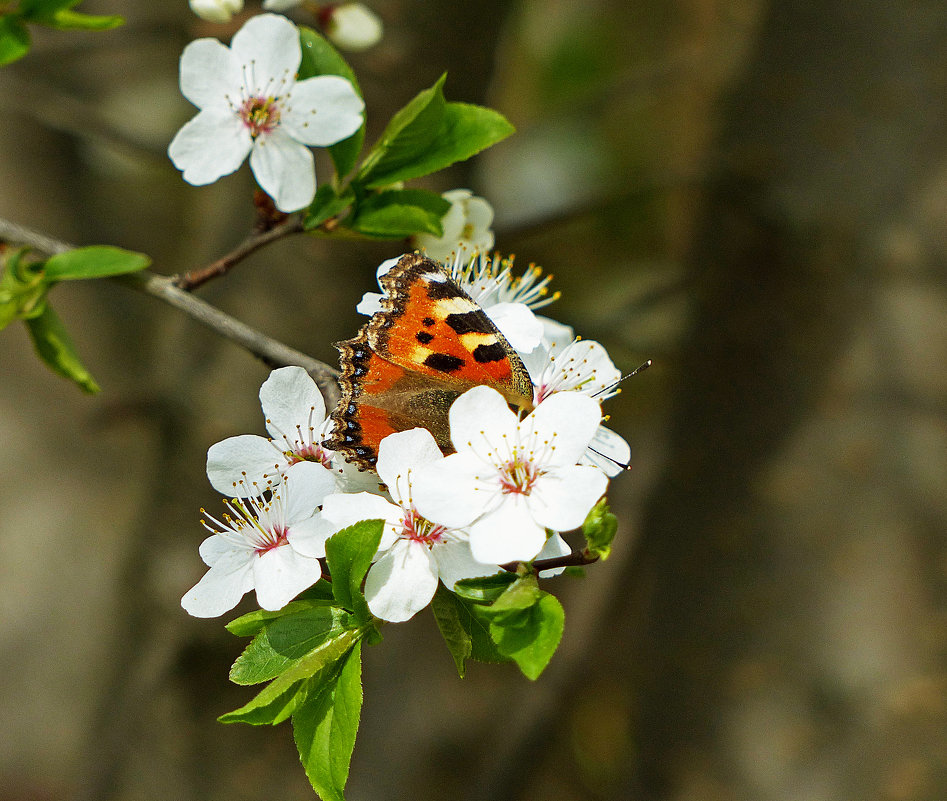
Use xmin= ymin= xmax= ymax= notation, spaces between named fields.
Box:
xmin=325 ymin=253 xmax=534 ymax=470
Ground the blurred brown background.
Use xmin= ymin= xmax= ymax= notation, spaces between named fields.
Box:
xmin=2 ymin=1 xmax=946 ymax=799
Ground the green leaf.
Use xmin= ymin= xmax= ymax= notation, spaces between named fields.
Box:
xmin=358 ymin=75 xmax=515 ymax=189
xmin=221 ymin=626 xmax=363 ymax=727
xmin=356 ymin=74 xmax=447 ymax=187
xmin=24 ymin=304 xmax=100 ymax=393
xmin=226 ymin=596 xmax=335 ymax=637
xmin=229 ymin=605 xmax=353 ymax=685
xmin=486 ymin=592 xmax=564 ymax=680
xmin=293 ymin=640 xmax=363 ymax=801
xmin=430 ymin=586 xmax=473 ymax=677
xmin=18 ymin=0 xmax=80 ymax=15
xmin=0 ymin=16 xmax=31 ymax=66
xmin=41 ymin=9 xmax=123 ymax=30
xmin=44 ymin=245 xmax=150 ymax=281
xmin=463 ymin=575 xmax=564 ymax=680
xmin=304 ymin=184 xmax=354 ymax=231
xmin=325 ymin=519 xmax=383 ymax=623
xmin=0 ymin=248 xmax=47 ymax=330
xmin=347 ymin=189 xmax=451 ymax=238
xmin=582 ymin=497 xmax=617 ymax=561
xmin=297 ymin=26 xmax=364 ymax=179
xmin=218 ymin=677 xmax=309 ymax=726
xmin=431 ymin=586 xmax=510 ymax=674
xmin=453 ymin=573 xmax=517 ymax=604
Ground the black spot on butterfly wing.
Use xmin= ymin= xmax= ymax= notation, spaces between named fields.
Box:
xmin=473 ymin=342 xmax=507 ymax=363
xmin=424 ymin=353 xmax=465 ymax=373
xmin=445 ymin=311 xmax=496 ymax=335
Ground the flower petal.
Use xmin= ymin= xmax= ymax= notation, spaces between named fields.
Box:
xmin=169 ymin=108 xmax=251 ymax=185
xmin=253 ymin=545 xmax=323 ymax=610
xmin=528 ymin=465 xmax=607 ymax=532
xmin=181 ymin=558 xmax=254 ymax=617
xmin=321 ymin=491 xmax=402 ymax=551
xmin=411 ymin=451 xmax=496 ymax=529
xmin=486 ymin=301 xmax=543 ymax=354
xmin=283 ymin=461 xmax=337 ymax=521
xmin=365 ymin=540 xmax=438 ymax=622
xmin=448 ymin=385 xmax=518 ymax=459
xmin=432 ymin=539 xmax=500 ymax=590
xmin=206 ymin=434 xmax=284 ymax=495
xmin=282 ymin=75 xmax=365 ymax=146
xmin=525 ymin=391 xmax=601 ymax=467
xmin=375 ymin=428 xmax=443 ymax=504
xmin=286 ymin=514 xmax=337 ymax=559
xmin=583 ymin=425 xmax=630 ymax=477
xmin=536 ymin=532 xmax=571 ymax=578
xmin=249 ymin=128 xmax=316 ymax=211
xmin=178 ymin=38 xmax=240 ymax=110
xmin=230 ymin=13 xmax=301 ymax=95
xmin=467 ymin=495 xmax=547 ymax=564
xmin=260 ymin=365 xmax=326 ymax=442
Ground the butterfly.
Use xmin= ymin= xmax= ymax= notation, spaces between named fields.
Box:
xmin=324 ymin=253 xmax=536 ymax=470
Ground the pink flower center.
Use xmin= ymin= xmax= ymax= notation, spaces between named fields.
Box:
xmin=254 ymin=523 xmax=289 ymax=555
xmin=286 ymin=444 xmax=333 ymax=470
xmin=400 ymin=508 xmax=446 ymax=546
xmin=498 ymin=455 xmax=539 ymax=495
xmin=239 ymin=96 xmax=281 ymax=138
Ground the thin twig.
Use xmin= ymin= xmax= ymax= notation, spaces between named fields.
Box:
xmin=0 ymin=216 xmax=340 ymax=401
xmin=174 ymin=215 xmax=305 ymax=290
xmin=500 ymin=549 xmax=600 ymax=574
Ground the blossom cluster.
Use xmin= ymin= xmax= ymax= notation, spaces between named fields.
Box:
xmin=183 ymin=252 xmax=629 ymax=624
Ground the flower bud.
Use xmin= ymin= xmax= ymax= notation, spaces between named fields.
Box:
xmin=189 ymin=0 xmax=243 ymax=23
xmin=323 ymin=3 xmax=383 ymax=51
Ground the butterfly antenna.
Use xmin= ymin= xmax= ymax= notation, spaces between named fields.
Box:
xmin=587 ymin=445 xmax=633 ymax=472
xmin=592 ymin=359 xmax=652 ymax=399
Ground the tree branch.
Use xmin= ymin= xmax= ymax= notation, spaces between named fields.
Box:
xmin=0 ymin=216 xmax=340 ymax=402
xmin=500 ymin=549 xmax=600 ymax=574
xmin=173 ymin=214 xmax=306 ymax=290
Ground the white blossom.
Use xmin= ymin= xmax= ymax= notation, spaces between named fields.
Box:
xmin=168 ymin=13 xmax=364 ymax=211
xmin=412 ymin=386 xmax=607 ymax=564
xmin=189 ymin=0 xmax=243 ymax=23
xmin=412 ymin=189 xmax=495 ymax=263
xmin=206 ymin=366 xmax=377 ymax=497
xmin=324 ymin=4 xmax=383 ymax=51
xmin=181 ymin=462 xmax=334 ymax=617
xmin=292 ymin=429 xmax=499 ymax=622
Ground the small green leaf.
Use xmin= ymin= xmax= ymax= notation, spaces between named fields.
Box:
xmin=24 ymin=304 xmax=100 ymax=393
xmin=582 ymin=497 xmax=617 ymax=561
xmin=356 ymin=75 xmax=447 ymax=188
xmin=297 ymin=26 xmax=364 ymax=178
xmin=487 ymin=574 xmax=544 ymax=614
xmin=431 ymin=586 xmax=473 ymax=677
xmin=42 ymin=9 xmax=123 ymax=30
xmin=218 ymin=677 xmax=309 ymax=726
xmin=358 ymin=75 xmax=515 ymax=189
xmin=0 ymin=248 xmax=48 ymax=330
xmin=486 ymin=592 xmax=564 ymax=680
xmin=453 ymin=573 xmax=517 ymax=604
xmin=431 ymin=586 xmax=510 ymax=673
xmin=18 ymin=0 xmax=80 ymax=15
xmin=348 ymin=189 xmax=451 ymax=238
xmin=304 ymin=184 xmax=354 ymax=230
xmin=0 ymin=16 xmax=31 ymax=66
xmin=229 ymin=605 xmax=353 ymax=686
xmin=293 ymin=640 xmax=363 ymax=801
xmin=222 ymin=626 xmax=363 ymax=726
xmin=226 ymin=596 xmax=335 ymax=637
xmin=44 ymin=245 xmax=150 ymax=281
xmin=325 ymin=519 xmax=383 ymax=623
